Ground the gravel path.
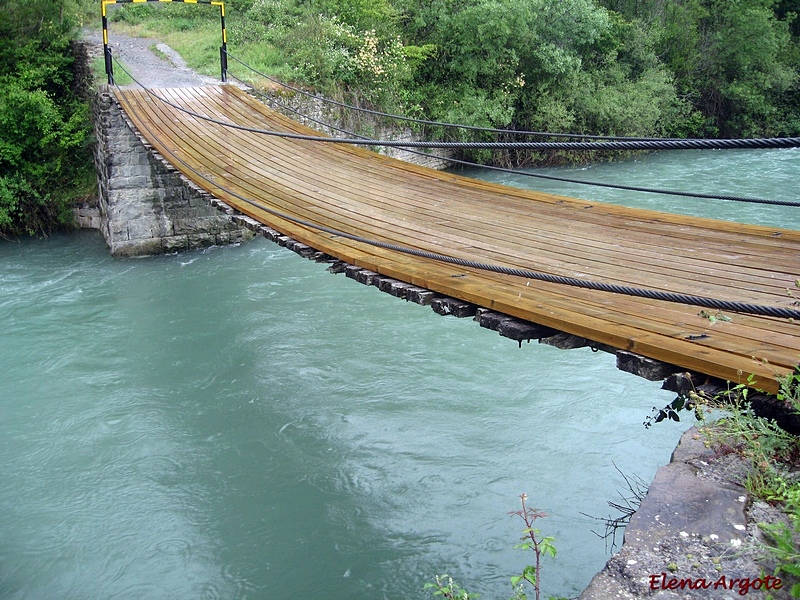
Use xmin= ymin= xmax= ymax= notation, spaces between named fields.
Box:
xmin=82 ymin=29 xmax=219 ymax=88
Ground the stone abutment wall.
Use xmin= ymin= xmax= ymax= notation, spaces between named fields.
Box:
xmin=92 ymin=85 xmax=254 ymax=257
xmin=254 ymin=88 xmax=457 ymax=170
xmin=90 ymin=84 xmax=456 ymax=257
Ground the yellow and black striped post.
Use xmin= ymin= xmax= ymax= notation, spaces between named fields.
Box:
xmin=101 ymin=0 xmax=114 ymax=84
xmin=100 ymin=0 xmax=228 ymax=85
xmin=212 ymin=1 xmax=227 ymax=82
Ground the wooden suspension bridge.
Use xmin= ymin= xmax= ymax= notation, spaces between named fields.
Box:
xmin=113 ymin=84 xmax=800 ymax=395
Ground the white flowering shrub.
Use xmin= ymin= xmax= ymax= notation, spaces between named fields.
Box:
xmin=290 ymin=16 xmax=411 ymax=104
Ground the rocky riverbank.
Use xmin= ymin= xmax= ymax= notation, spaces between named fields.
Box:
xmin=580 ymin=426 xmax=793 ymax=599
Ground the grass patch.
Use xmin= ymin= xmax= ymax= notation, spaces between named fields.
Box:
xmin=158 ymin=24 xmax=224 ymax=76
xmin=91 ymin=56 xmax=133 ymax=86
xmin=105 ymin=15 xmax=296 ymax=87
xmin=692 ymin=374 xmax=800 ymax=598
xmin=223 ymin=43 xmax=297 ymax=87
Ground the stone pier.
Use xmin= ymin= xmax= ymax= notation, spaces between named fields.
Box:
xmin=92 ymin=84 xmax=253 ymax=257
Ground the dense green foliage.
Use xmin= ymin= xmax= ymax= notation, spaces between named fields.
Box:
xmin=212 ymin=0 xmax=799 ymax=146
xmin=3 ymin=0 xmax=797 ymax=233
xmin=604 ymin=0 xmax=799 ymax=137
xmin=0 ymin=0 xmax=95 ymax=236
xmin=103 ymin=0 xmax=799 ymax=162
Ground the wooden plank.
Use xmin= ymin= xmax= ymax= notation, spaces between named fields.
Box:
xmin=117 ymin=86 xmax=800 ymax=336
xmin=184 ymin=88 xmax=800 ymax=278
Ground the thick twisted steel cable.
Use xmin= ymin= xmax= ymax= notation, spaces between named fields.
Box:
xmin=228 ymin=71 xmax=453 ymax=161
xmin=233 ymin=73 xmax=800 ymax=209
xmin=448 ymin=163 xmax=800 ymax=207
xmin=109 ymin=76 xmax=800 ymax=320
xmin=224 ymin=51 xmax=677 ymax=142
xmin=109 ymin=59 xmax=800 ymax=154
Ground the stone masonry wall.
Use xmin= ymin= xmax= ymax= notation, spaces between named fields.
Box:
xmin=93 ymin=85 xmax=253 ymax=257
xmin=71 ymin=40 xmax=102 ymax=229
xmin=259 ymin=88 xmax=457 ymax=170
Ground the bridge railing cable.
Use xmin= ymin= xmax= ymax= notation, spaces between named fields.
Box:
xmin=107 ymin=61 xmax=800 ymax=321
xmin=227 ymin=71 xmax=800 ymax=209
xmin=223 ymin=50 xmax=681 ymax=142
xmin=112 ymin=56 xmax=800 ymax=208
xmin=113 ymin=57 xmax=800 ymax=152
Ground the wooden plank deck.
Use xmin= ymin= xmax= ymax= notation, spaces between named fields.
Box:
xmin=114 ymin=85 xmax=800 ymax=394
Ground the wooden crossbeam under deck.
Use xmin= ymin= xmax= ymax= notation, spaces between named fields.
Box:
xmin=114 ymin=85 xmax=800 ymax=394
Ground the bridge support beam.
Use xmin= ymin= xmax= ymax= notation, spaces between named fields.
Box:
xmin=92 ymin=86 xmax=254 ymax=257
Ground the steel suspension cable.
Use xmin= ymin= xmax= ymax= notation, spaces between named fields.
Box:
xmin=229 ymin=71 xmax=800 ymax=208
xmin=109 ymin=59 xmax=800 ymax=154
xmin=109 ymin=68 xmax=800 ymax=320
xmin=224 ymin=50 xmax=675 ymax=142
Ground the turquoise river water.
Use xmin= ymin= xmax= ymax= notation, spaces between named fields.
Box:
xmin=1 ymin=148 xmax=798 ymax=599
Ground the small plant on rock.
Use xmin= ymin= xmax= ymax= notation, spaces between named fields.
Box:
xmin=424 ymin=574 xmax=474 ymax=600
xmin=642 ymin=366 xmax=800 ymax=597
xmin=426 ymin=494 xmax=561 ymax=600
xmin=509 ymin=493 xmax=557 ymax=600
xmin=693 ymin=371 xmax=800 ymax=597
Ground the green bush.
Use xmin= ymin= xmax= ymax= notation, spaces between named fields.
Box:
xmin=108 ymin=3 xmax=152 ymax=24
xmin=601 ymin=0 xmax=800 ymax=138
xmin=91 ymin=0 xmax=800 ymax=176
xmin=0 ymin=1 xmax=94 ymax=236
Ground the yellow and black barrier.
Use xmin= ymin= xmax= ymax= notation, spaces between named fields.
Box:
xmin=101 ymin=0 xmax=227 ymax=85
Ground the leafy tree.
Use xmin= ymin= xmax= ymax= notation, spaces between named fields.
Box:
xmin=600 ymin=0 xmax=800 ymax=137
xmin=232 ymin=0 xmax=799 ymax=145
xmin=698 ymin=0 xmax=797 ymax=137
xmin=403 ymin=0 xmax=612 ymax=124
xmin=315 ymin=0 xmax=400 ymax=34
xmin=397 ymin=0 xmax=691 ymax=143
xmin=0 ymin=0 xmax=94 ymax=236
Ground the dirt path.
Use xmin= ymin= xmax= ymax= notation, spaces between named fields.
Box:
xmin=82 ymin=29 xmax=218 ymax=88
